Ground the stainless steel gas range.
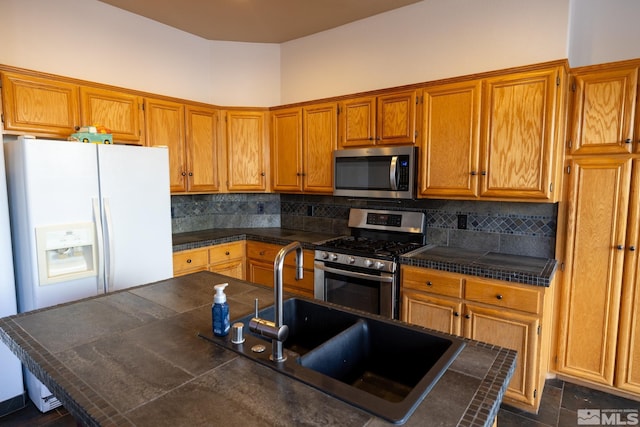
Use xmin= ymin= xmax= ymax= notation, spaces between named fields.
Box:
xmin=314 ymin=208 xmax=426 ymax=319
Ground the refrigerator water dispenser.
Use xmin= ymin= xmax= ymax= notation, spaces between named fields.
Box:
xmin=35 ymin=223 xmax=97 ymax=285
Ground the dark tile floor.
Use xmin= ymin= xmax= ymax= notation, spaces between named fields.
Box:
xmin=0 ymin=378 xmax=638 ymax=426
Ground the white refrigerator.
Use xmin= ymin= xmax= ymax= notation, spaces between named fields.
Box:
xmin=0 ymin=135 xmax=25 ymax=416
xmin=4 ymin=137 xmax=174 ymax=412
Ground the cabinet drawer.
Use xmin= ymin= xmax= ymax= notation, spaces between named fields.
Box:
xmin=173 ymin=249 xmax=209 ymax=275
xmin=401 ymin=266 xmax=463 ymax=299
xmin=246 ymin=241 xmax=280 ymax=262
xmin=209 ymin=241 xmax=245 ymax=262
xmin=465 ymin=278 xmax=542 ymax=314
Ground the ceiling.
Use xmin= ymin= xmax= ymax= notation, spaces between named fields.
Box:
xmin=98 ymin=0 xmax=422 ymax=43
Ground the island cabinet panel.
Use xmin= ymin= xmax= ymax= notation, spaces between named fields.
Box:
xmin=144 ymin=98 xmax=186 ymax=192
xmin=79 ymin=86 xmax=143 ymax=144
xmin=419 ymin=80 xmax=482 ymax=198
xmin=225 ymin=111 xmax=268 ymax=192
xmin=1 ymin=71 xmax=80 ymax=137
xmin=480 ymin=67 xmax=562 ymax=200
xmin=400 ymin=265 xmax=551 ymax=412
xmin=302 ymin=102 xmax=337 ymax=193
xmin=568 ymin=66 xmax=638 ymax=155
xmin=338 ymin=90 xmax=416 ymax=147
xmin=556 ymin=157 xmax=632 ymax=385
xmin=246 ymin=241 xmax=314 ymax=297
xmin=185 ymin=106 xmax=220 ymax=193
xmin=271 ymin=108 xmax=303 ymax=192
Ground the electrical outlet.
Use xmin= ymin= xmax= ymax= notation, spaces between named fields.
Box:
xmin=257 ymin=202 xmax=265 ymax=214
xmin=457 ymin=214 xmax=467 ymax=230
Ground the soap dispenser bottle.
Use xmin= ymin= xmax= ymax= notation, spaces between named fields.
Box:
xmin=212 ymin=283 xmax=230 ymax=337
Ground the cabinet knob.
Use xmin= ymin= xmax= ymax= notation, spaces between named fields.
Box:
xmin=625 ymin=138 xmax=632 ymax=144
xmin=261 ymin=172 xmax=266 ymax=177
xmin=453 ymin=312 xmax=460 ymax=317
xmin=630 ymin=246 xmax=636 ymax=252
xmin=186 ymin=259 xmax=192 ymax=264
xmin=481 ymin=171 xmax=487 ymax=176
xmin=181 ymin=171 xmax=187 ymax=176
xmin=188 ymin=172 xmax=193 ymax=176
xmin=225 ymin=251 xmax=230 ymax=256
xmin=259 ymin=251 xmax=266 ymax=256
xmin=617 ymin=244 xmax=625 ymax=250
xmin=464 ymin=314 xmax=471 ymax=319
xmin=470 ymin=171 xmax=477 ymax=176
xmin=426 ymin=281 xmax=433 ymax=287
xmin=496 ymin=294 xmax=503 ymax=300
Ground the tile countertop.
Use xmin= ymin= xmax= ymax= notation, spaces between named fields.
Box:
xmin=401 ymin=245 xmax=558 ymax=287
xmin=173 ymin=228 xmax=558 ymax=287
xmin=0 ymin=271 xmax=515 ymax=427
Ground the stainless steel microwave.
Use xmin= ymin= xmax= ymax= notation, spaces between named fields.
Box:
xmin=333 ymin=146 xmax=417 ymax=199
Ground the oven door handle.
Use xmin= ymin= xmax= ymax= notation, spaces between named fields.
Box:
xmin=315 ymin=263 xmax=395 ymax=282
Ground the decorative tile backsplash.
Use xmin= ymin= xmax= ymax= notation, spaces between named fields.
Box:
xmin=172 ymin=193 xmax=558 ymax=258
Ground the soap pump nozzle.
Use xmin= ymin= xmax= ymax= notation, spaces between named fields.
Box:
xmin=214 ymin=283 xmax=228 ymax=304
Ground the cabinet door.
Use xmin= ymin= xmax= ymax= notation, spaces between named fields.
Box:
xmin=464 ymin=303 xmax=539 ymax=407
xmin=226 ymin=111 xmax=268 ymax=191
xmin=556 ymin=157 xmax=632 ymax=385
xmin=616 ymin=160 xmax=640 ymax=393
xmin=339 ymin=96 xmax=376 ymax=147
xmin=186 ymin=105 xmax=219 ymax=192
xmin=210 ymin=260 xmax=244 ymax=280
xmin=1 ymin=72 xmax=80 ymax=136
xmin=402 ymin=290 xmax=462 ymax=336
xmin=271 ymin=108 xmax=303 ymax=192
xmin=569 ymin=67 xmax=637 ymax=155
xmin=303 ymin=102 xmax=337 ymax=193
xmin=80 ymin=86 xmax=143 ymax=144
xmin=377 ymin=90 xmax=417 ymax=145
xmin=481 ymin=68 xmax=560 ymax=200
xmin=420 ymin=81 xmax=481 ymax=198
xmin=145 ymin=98 xmax=186 ymax=192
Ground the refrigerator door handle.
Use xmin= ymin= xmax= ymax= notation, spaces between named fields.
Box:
xmin=103 ymin=197 xmax=115 ymax=293
xmin=92 ymin=198 xmax=106 ymax=294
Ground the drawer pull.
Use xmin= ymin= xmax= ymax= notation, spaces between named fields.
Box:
xmin=426 ymin=281 xmax=433 ymax=287
xmin=259 ymin=251 xmax=266 ymax=256
xmin=496 ymin=294 xmax=503 ymax=300
xmin=453 ymin=312 xmax=460 ymax=317
xmin=225 ymin=251 xmax=230 ymax=255
xmin=464 ymin=314 xmax=471 ymax=319
xmin=187 ymin=259 xmax=192 ymax=264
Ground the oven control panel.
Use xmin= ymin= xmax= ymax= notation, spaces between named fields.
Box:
xmin=315 ymin=250 xmax=396 ymax=273
xmin=366 ymin=213 xmax=402 ymax=227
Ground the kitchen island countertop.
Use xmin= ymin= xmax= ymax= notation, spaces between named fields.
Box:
xmin=0 ymin=271 xmax=515 ymax=426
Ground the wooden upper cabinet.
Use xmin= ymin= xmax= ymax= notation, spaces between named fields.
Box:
xmin=339 ymin=91 xmax=417 ymax=147
xmin=303 ymin=102 xmax=337 ymax=193
xmin=377 ymin=90 xmax=417 ymax=145
xmin=271 ymin=108 xmax=303 ymax=192
xmin=1 ymin=71 xmax=80 ymax=137
xmin=569 ymin=66 xmax=638 ymax=155
xmin=79 ymin=86 xmax=143 ymax=145
xmin=420 ymin=80 xmax=482 ymax=198
xmin=480 ymin=67 xmax=563 ymax=200
xmin=225 ymin=110 xmax=268 ymax=192
xmin=144 ymin=98 xmax=186 ymax=192
xmin=185 ymin=105 xmax=219 ymax=192
xmin=339 ymin=96 xmax=376 ymax=147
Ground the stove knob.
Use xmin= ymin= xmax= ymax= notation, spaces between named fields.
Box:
xmin=347 ymin=256 xmax=356 ymax=264
xmin=321 ymin=251 xmax=329 ymax=260
xmin=364 ymin=259 xmax=373 ymax=267
xmin=374 ymin=261 xmax=385 ymax=270
xmin=330 ymin=253 xmax=338 ymax=261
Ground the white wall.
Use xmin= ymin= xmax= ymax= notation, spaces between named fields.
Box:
xmin=0 ymin=0 xmax=280 ymax=106
xmin=280 ymin=0 xmax=571 ymax=104
xmin=568 ymin=0 xmax=640 ymax=67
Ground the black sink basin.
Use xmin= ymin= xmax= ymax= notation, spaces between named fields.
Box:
xmin=199 ymin=298 xmax=465 ymax=424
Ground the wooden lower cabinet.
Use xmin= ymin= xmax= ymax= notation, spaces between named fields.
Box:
xmin=246 ymin=241 xmax=314 ymax=297
xmin=401 ymin=265 xmax=552 ymax=412
xmin=173 ymin=241 xmax=245 ymax=279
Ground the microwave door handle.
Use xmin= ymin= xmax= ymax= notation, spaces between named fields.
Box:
xmin=389 ymin=156 xmax=399 ymax=190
